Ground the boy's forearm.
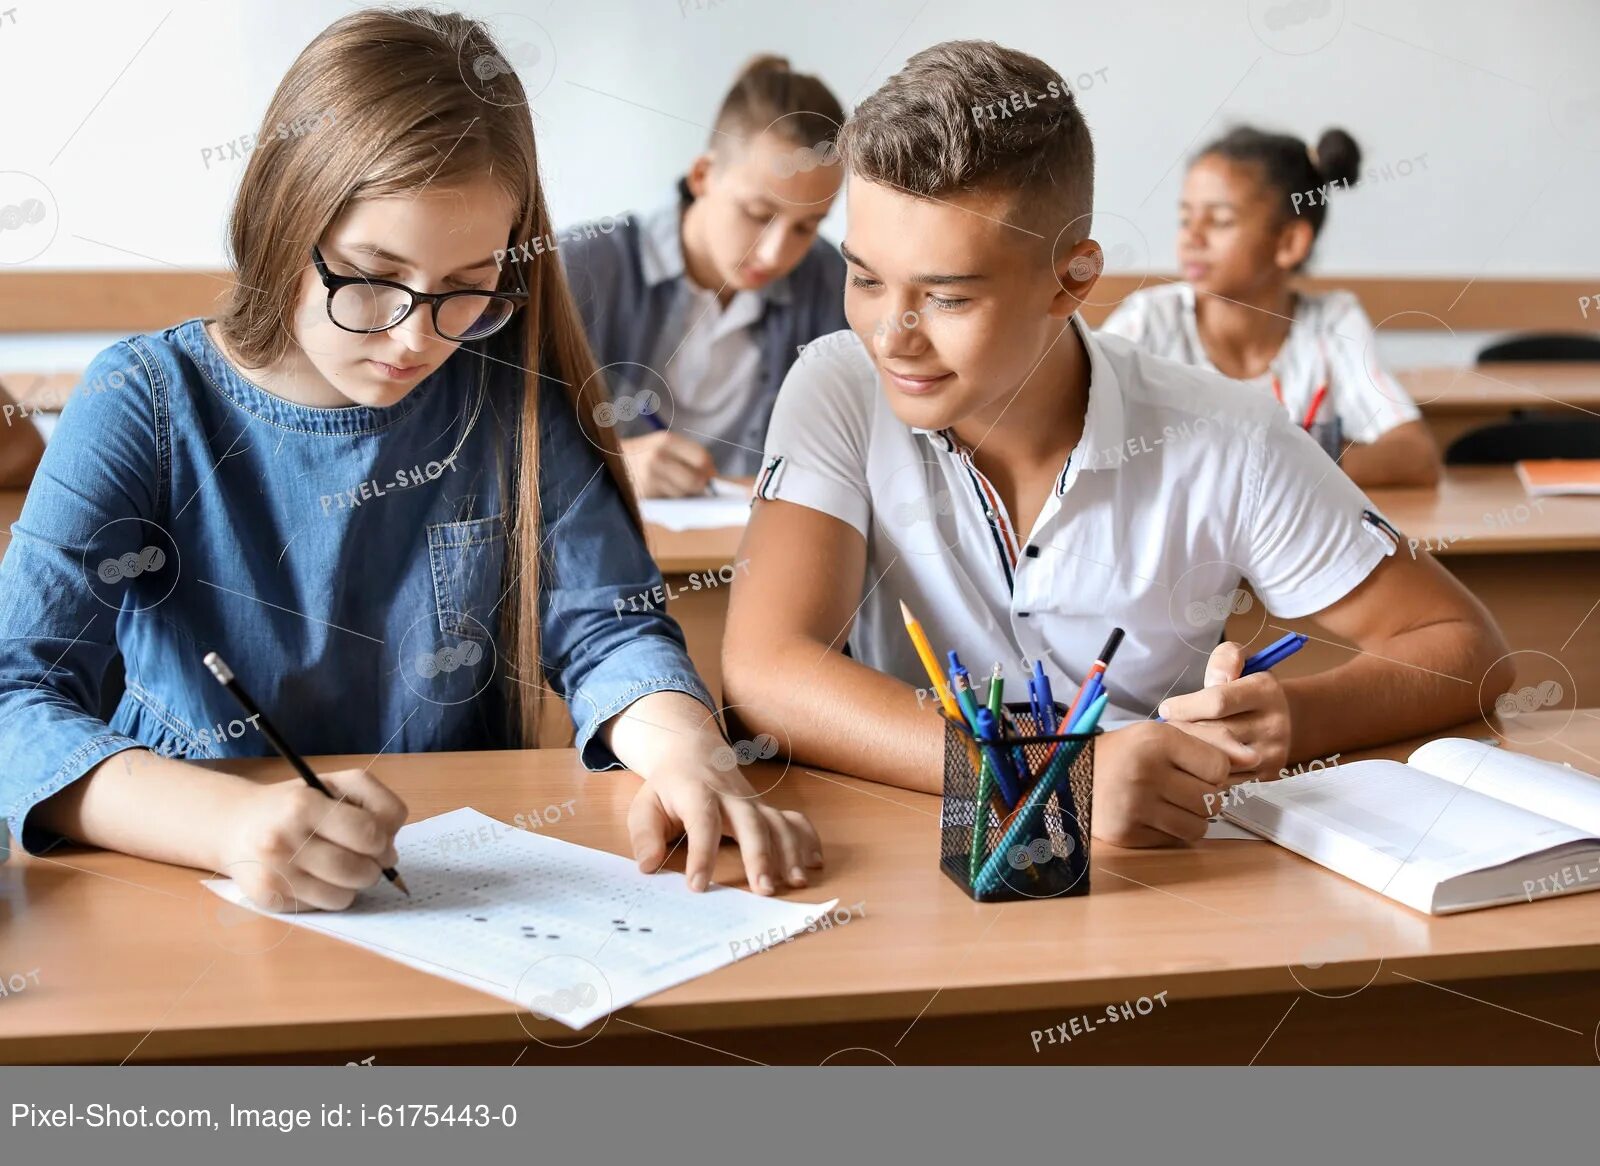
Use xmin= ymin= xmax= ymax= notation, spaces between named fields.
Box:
xmin=1282 ymin=615 xmax=1509 ymax=760
xmin=724 ymin=638 xmax=945 ymax=794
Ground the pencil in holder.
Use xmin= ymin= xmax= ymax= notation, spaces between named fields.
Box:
xmin=939 ymin=703 xmax=1095 ymax=903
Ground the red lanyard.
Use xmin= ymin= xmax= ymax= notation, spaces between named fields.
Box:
xmin=1268 ymin=355 xmax=1330 ymax=430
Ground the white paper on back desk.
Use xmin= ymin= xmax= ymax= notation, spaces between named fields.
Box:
xmin=639 ymin=477 xmax=752 ymax=531
xmin=202 ymin=808 xmax=837 ymax=1029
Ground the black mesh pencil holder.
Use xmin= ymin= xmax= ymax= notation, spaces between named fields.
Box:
xmin=939 ymin=703 xmax=1095 ymax=903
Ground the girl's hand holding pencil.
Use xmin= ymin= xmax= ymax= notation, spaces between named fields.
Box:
xmin=214 ymin=766 xmax=408 ymax=913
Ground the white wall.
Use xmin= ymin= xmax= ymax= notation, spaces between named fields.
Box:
xmin=1 ymin=0 xmax=1597 ymax=369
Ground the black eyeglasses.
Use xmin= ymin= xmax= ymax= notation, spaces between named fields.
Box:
xmin=310 ymin=245 xmax=528 ymax=342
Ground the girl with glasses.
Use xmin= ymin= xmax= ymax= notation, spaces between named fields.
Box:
xmin=0 ymin=8 xmax=821 ymax=911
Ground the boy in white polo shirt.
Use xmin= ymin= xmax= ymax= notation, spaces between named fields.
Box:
xmin=722 ymin=40 xmax=1512 ymax=848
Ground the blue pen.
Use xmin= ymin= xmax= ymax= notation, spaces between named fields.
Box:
xmin=1081 ymin=673 xmax=1103 ymax=713
xmin=1242 ymin=632 xmax=1308 ymax=675
xmin=1035 ymin=661 xmax=1057 ymax=733
xmin=948 ymin=651 xmax=983 ymax=726
xmin=1156 ymin=633 xmax=1308 ymax=721
xmin=992 ymin=664 xmax=1034 ymax=788
xmin=974 ymin=707 xmax=1023 ymax=807
xmin=1027 ymin=661 xmax=1044 ymax=730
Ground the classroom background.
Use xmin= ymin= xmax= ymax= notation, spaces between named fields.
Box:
xmin=1 ymin=0 xmax=1596 ymax=373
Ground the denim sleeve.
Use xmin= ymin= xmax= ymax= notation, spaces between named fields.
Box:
xmin=534 ymin=378 xmax=715 ymax=770
xmin=0 ymin=343 xmax=159 ymax=853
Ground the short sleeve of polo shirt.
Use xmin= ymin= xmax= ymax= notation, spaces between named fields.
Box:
xmin=1320 ymin=292 xmax=1422 ymax=444
xmin=754 ymin=332 xmax=874 ymax=537
xmin=1241 ymin=409 xmax=1396 ymax=619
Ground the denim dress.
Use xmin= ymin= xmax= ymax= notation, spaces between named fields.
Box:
xmin=0 ymin=319 xmax=712 ymax=854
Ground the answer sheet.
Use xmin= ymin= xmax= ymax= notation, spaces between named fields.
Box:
xmin=203 ymin=808 xmax=837 ymax=1029
xmin=639 ymin=478 xmax=752 ymax=531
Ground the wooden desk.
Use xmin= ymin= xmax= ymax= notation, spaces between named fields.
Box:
xmin=1400 ymin=363 xmax=1600 ymax=449
xmin=3 ymin=712 xmax=1598 ymax=1065
xmin=0 ymin=487 xmax=21 ymax=532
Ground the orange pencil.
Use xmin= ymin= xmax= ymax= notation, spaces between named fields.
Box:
xmin=900 ymin=600 xmax=962 ymax=722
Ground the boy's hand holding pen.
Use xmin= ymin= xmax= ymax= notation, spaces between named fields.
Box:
xmin=1156 ymin=634 xmax=1300 ymax=784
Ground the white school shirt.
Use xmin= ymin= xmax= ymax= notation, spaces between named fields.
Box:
xmin=1100 ymin=283 xmax=1421 ymax=446
xmin=637 ymin=199 xmax=765 ymax=466
xmin=754 ymin=315 xmax=1401 ymax=721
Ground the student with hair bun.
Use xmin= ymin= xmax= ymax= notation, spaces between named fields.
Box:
xmin=561 ymin=55 xmax=848 ymax=496
xmin=1103 ymin=126 xmax=1441 ymax=488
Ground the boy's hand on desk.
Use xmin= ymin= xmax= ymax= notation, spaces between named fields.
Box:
xmin=219 ymin=769 xmax=407 ymax=913
xmin=626 ymin=757 xmax=823 ymax=897
xmin=620 ymin=432 xmax=716 ymax=498
xmin=1091 ymin=722 xmax=1251 ymax=847
xmin=1158 ymin=641 xmax=1292 ymax=784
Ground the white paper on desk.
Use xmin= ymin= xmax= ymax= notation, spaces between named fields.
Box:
xmin=202 ymin=808 xmax=836 ymax=1029
xmin=640 ymin=478 xmax=751 ymax=531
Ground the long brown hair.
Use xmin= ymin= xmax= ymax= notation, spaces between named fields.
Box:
xmin=217 ymin=6 xmax=632 ymax=746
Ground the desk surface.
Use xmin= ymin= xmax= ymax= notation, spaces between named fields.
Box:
xmin=644 ymin=522 xmax=743 ymax=575
xmin=1368 ymin=465 xmax=1600 ymax=554
xmin=1401 ymin=363 xmax=1600 ymax=415
xmin=5 ymin=711 xmax=1600 ymax=1063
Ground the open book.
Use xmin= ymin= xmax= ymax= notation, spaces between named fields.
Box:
xmin=1223 ymin=738 xmax=1600 ymax=915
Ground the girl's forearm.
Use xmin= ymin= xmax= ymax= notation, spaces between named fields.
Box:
xmin=602 ymin=689 xmax=727 ymax=779
xmin=28 ymin=750 xmax=254 ymax=870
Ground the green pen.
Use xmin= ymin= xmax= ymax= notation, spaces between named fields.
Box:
xmin=967 ymin=666 xmax=1006 ymax=885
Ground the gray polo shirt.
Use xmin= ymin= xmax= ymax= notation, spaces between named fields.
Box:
xmin=560 ymin=182 xmax=848 ymax=476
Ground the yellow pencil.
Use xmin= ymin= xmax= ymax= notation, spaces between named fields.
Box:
xmin=900 ymin=600 xmax=962 ymax=722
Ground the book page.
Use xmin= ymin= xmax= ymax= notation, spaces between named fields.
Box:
xmin=203 ymin=808 xmax=837 ymax=1030
xmin=1226 ymin=760 xmax=1591 ymax=886
xmin=1407 ymin=737 xmax=1600 ymax=835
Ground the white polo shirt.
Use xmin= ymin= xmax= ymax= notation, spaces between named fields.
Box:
xmin=754 ymin=315 xmax=1400 ymax=721
xmin=1101 ymin=283 xmax=1421 ymax=447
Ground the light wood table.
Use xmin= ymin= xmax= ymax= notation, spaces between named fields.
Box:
xmin=1401 ymin=363 xmax=1600 ymax=450
xmin=4 ymin=711 xmax=1600 ymax=1066
xmin=0 ymin=487 xmax=21 ymax=531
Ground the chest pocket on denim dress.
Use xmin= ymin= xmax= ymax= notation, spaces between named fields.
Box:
xmin=427 ymin=513 xmax=507 ymax=641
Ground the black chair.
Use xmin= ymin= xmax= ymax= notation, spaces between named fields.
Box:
xmin=1446 ymin=415 xmax=1600 ymax=464
xmin=1476 ymin=333 xmax=1600 ymax=364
